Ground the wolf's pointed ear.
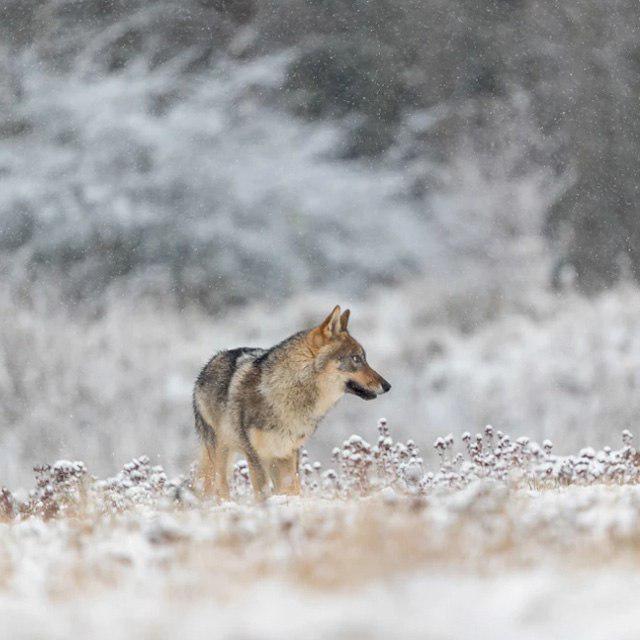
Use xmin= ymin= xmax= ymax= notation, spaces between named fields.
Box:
xmin=340 ymin=309 xmax=350 ymax=332
xmin=309 ymin=306 xmax=344 ymax=348
xmin=309 ymin=305 xmax=342 ymax=347
xmin=320 ymin=305 xmax=342 ymax=338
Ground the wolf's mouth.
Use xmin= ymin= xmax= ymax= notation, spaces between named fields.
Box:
xmin=345 ymin=380 xmax=377 ymax=400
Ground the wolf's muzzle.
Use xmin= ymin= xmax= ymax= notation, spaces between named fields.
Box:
xmin=346 ymin=380 xmax=378 ymax=400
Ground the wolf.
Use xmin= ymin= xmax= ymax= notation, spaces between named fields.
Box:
xmin=192 ymin=305 xmax=390 ymax=500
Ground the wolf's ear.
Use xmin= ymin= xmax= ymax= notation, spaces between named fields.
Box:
xmin=310 ymin=306 xmax=344 ymax=348
xmin=340 ymin=309 xmax=350 ymax=332
xmin=320 ymin=305 xmax=342 ymax=338
xmin=308 ymin=305 xmax=341 ymax=347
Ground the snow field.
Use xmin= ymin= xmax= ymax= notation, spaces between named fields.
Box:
xmin=2 ymin=425 xmax=640 ymax=638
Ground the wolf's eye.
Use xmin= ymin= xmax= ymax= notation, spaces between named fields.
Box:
xmin=351 ymin=354 xmax=363 ymax=365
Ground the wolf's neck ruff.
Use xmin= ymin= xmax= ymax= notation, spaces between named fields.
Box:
xmin=258 ymin=332 xmax=340 ymax=423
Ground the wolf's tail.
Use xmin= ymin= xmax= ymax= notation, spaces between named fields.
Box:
xmin=193 ymin=391 xmax=216 ymax=449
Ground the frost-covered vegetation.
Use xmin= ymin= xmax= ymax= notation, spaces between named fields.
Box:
xmin=1 ymin=0 xmax=554 ymax=309
xmin=3 ymin=423 xmax=640 ymax=639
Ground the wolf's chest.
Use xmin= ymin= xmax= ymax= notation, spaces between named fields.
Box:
xmin=248 ymin=421 xmax=316 ymax=459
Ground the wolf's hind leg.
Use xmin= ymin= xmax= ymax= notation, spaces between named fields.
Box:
xmin=198 ymin=445 xmax=215 ymax=497
xmin=213 ymin=445 xmax=231 ymax=501
xmin=197 ymin=444 xmax=231 ymax=502
xmin=269 ymin=452 xmax=301 ymax=496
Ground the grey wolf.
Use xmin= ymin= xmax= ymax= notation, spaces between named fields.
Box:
xmin=193 ymin=305 xmax=391 ymax=500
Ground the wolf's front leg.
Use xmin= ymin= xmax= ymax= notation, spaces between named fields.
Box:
xmin=269 ymin=452 xmax=301 ymax=496
xmin=246 ymin=454 xmax=269 ymax=501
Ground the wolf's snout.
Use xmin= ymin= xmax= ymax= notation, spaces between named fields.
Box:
xmin=380 ymin=379 xmax=391 ymax=394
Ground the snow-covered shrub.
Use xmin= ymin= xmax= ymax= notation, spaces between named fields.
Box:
xmin=8 ymin=422 xmax=640 ymax=517
xmin=22 ymin=460 xmax=88 ymax=520
xmin=0 ymin=488 xmax=16 ymax=521
xmin=0 ymin=0 xmax=563 ymax=310
xmin=93 ymin=455 xmax=197 ymax=512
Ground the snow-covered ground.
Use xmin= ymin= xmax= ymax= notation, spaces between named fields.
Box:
xmin=3 ymin=531 xmax=640 ymax=640
xmin=3 ymin=424 xmax=640 ymax=640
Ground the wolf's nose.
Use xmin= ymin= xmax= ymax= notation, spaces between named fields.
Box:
xmin=381 ymin=379 xmax=391 ymax=393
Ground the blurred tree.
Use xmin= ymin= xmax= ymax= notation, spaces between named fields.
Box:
xmin=2 ymin=0 xmax=640 ymax=299
xmin=538 ymin=1 xmax=640 ymax=292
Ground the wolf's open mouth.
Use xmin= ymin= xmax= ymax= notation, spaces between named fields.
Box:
xmin=345 ymin=380 xmax=377 ymax=400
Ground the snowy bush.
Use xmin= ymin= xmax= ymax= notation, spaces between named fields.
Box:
xmin=0 ymin=0 xmax=568 ymax=310
xmin=7 ymin=421 xmax=640 ymax=514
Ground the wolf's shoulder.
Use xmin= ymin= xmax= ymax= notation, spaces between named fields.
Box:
xmin=254 ymin=331 xmax=307 ymax=364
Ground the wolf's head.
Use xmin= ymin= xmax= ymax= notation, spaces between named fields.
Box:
xmin=308 ymin=305 xmax=391 ymax=401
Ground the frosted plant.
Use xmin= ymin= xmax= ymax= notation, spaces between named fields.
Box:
xmin=0 ymin=487 xmax=16 ymax=521
xmin=23 ymin=460 xmax=88 ymax=519
xmin=3 ymin=422 xmax=640 ymax=520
